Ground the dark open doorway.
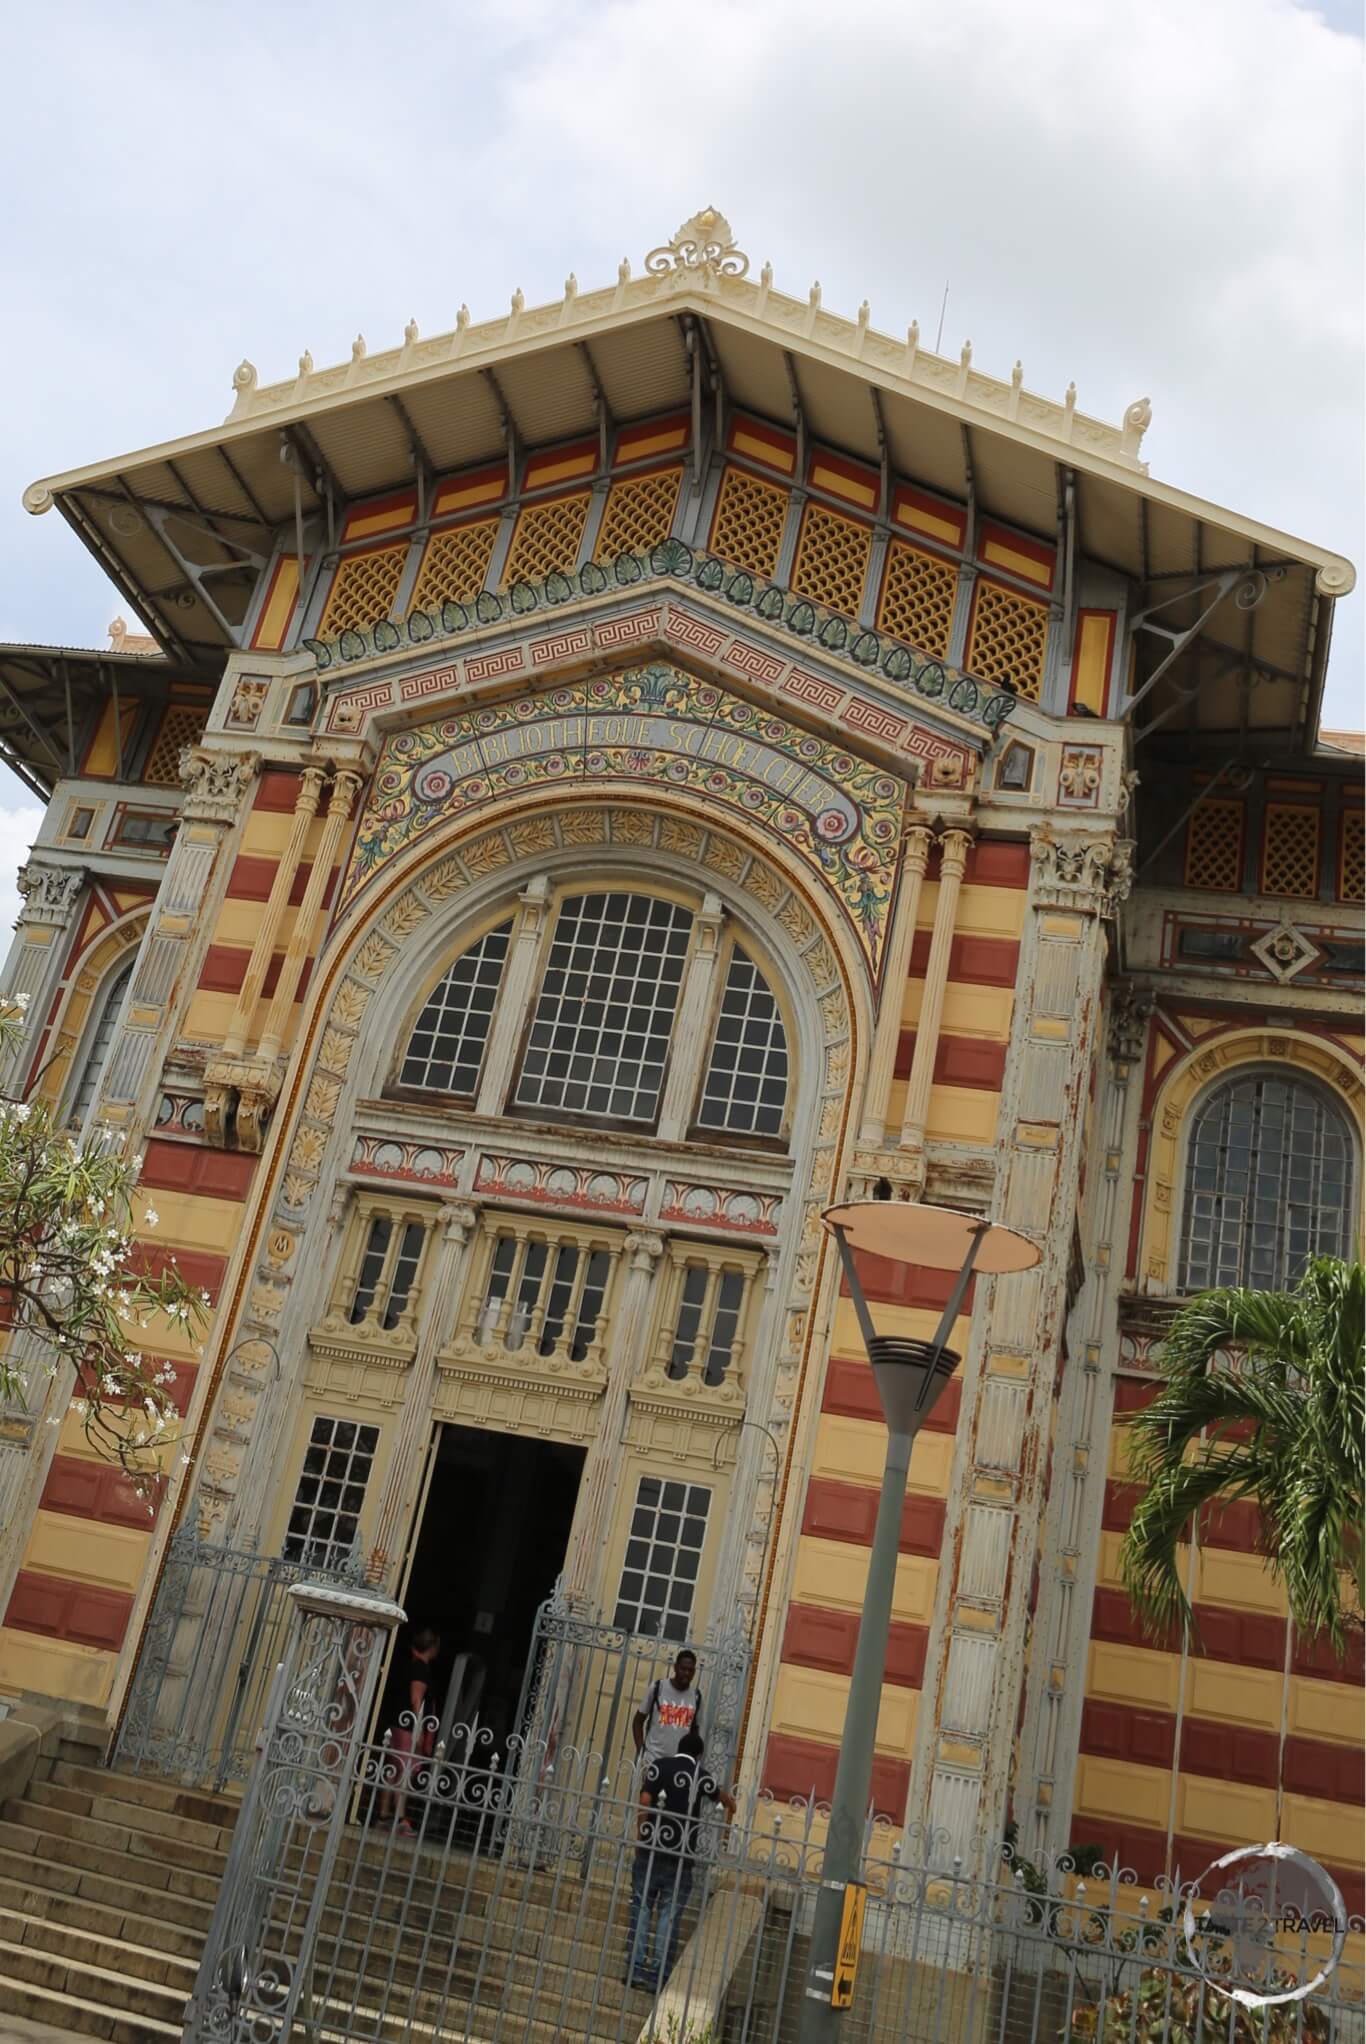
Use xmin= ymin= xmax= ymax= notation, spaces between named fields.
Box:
xmin=378 ymin=1424 xmax=585 ymax=1754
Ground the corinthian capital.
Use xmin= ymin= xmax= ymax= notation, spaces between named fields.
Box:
xmin=15 ymin=861 xmax=84 ymax=927
xmin=179 ymin=747 xmax=261 ymax=824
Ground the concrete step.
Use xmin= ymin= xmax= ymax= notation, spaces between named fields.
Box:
xmin=0 ymin=1974 xmax=179 ymax=2044
xmin=0 ymin=1907 xmax=199 ymax=1997
xmin=39 ymin=1758 xmax=239 ymax=1833
xmin=0 ymin=1822 xmax=224 ymax=1913
xmin=1 ymin=1794 xmax=230 ymax=1876
xmin=23 ymin=1775 xmax=236 ymax=1854
xmin=0 ymin=1873 xmax=206 ymax=1962
xmin=0 ymin=1937 xmax=187 ymax=2029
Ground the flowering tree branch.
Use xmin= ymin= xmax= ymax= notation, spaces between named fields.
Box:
xmin=0 ymin=1000 xmax=207 ymax=1496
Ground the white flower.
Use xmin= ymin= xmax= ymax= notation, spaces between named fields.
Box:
xmin=143 ymin=1207 xmax=159 ymax=1229
xmin=12 ymin=991 xmax=29 ymax=1011
xmin=180 ymin=1452 xmax=191 ymax=1466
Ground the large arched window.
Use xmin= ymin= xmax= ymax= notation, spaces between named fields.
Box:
xmin=396 ymin=888 xmax=792 ymax=1142
xmin=69 ymin=960 xmax=134 ymax=1124
xmin=1180 ymin=1069 xmax=1356 ymax=1293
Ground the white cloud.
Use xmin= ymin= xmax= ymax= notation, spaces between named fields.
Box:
xmin=0 ymin=0 xmax=1359 ymax=774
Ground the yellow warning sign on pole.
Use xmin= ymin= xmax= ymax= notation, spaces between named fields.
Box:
xmin=831 ymin=1881 xmax=867 ymax=2008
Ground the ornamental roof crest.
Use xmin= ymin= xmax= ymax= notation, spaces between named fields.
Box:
xmin=645 ymin=207 xmax=749 ymax=282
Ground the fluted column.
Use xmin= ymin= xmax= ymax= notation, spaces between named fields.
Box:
xmin=0 ymin=862 xmax=85 ymax=1095
xmin=563 ymin=1228 xmax=664 ymax=1611
xmin=899 ymin=826 xmax=973 ymax=1152
xmin=221 ymin=767 xmax=324 ymax=1059
xmin=257 ymin=769 xmax=360 ymax=1068
xmin=859 ymin=822 xmax=932 ymax=1146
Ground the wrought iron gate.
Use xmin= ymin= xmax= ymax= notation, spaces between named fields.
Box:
xmin=114 ymin=1527 xmax=362 ymax=1790
xmin=513 ymin=1581 xmax=751 ymax=1799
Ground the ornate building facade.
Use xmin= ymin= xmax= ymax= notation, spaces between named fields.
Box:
xmin=0 ymin=212 xmax=1360 ymax=1902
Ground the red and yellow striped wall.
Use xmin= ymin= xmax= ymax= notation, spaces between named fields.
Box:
xmin=763 ymin=837 xmax=1031 ymax=1820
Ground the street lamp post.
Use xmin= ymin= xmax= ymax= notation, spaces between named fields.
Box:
xmin=796 ymin=1200 xmax=1040 ymax=2043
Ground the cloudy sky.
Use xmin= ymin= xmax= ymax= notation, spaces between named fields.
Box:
xmin=0 ymin=0 xmax=1360 ymax=929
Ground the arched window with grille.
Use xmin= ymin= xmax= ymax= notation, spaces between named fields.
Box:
xmin=513 ymin=891 xmax=694 ymax=1124
xmin=697 ymin=946 xmax=789 ymax=1138
xmin=399 ymin=920 xmax=512 ymax=1096
xmin=69 ymin=960 xmax=134 ymax=1125
xmin=1179 ymin=1069 xmax=1356 ymax=1293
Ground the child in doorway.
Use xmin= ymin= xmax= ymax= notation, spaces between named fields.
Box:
xmin=379 ymin=1626 xmax=441 ymax=1835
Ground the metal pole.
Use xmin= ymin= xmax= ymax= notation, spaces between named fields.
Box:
xmin=798 ymin=1225 xmax=987 ymax=2043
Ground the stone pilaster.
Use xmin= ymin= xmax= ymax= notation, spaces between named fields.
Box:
xmin=908 ymin=822 xmax=1132 ymax=1867
xmin=1016 ymin=980 xmax=1151 ymax=1860
xmin=657 ymin=891 xmax=725 ymax=1140
xmin=858 ymin=820 xmax=932 ymax=1149
xmin=0 ymin=861 xmax=85 ymax=1096
xmin=474 ymin=876 xmax=551 ymax=1117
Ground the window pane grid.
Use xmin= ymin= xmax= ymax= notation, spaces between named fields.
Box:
xmin=1180 ymin=1073 xmax=1354 ymax=1294
xmin=283 ymin=1416 xmax=379 ymax=1566
xmin=400 ymin=922 xmax=511 ymax=1095
xmin=515 ymin=893 xmax=693 ymax=1123
xmin=71 ymin=962 xmax=134 ymax=1123
xmin=698 ymin=949 xmax=789 ymax=1137
xmin=349 ymin=1219 xmax=392 ymax=1323
xmin=613 ymin=1477 xmax=711 ymax=1643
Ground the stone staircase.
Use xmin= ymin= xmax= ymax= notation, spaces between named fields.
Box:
xmin=0 ymin=1731 xmax=233 ymax=2043
xmin=0 ymin=1735 xmax=740 ymax=2043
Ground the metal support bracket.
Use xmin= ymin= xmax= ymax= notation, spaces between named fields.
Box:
xmin=1122 ymin=567 xmax=1267 ymax=717
xmin=142 ymin=504 xmax=266 ymax=646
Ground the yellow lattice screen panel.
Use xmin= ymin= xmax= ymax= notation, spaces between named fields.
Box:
xmin=501 ymin=493 xmax=591 ymax=586
xmin=411 ymin=519 xmax=500 ymax=611
xmin=790 ymin=503 xmax=872 ymax=618
xmin=1340 ymin=810 xmax=1365 ymax=903
xmin=877 ymin=540 xmax=957 ymax=659
xmin=595 ymin=468 xmax=683 ymax=561
xmin=143 ymin=706 xmax=207 ymax=786
xmin=318 ymin=544 xmax=408 ymax=638
xmin=708 ymin=467 xmax=789 ymax=580
xmin=1184 ymin=800 xmax=1244 ymax=891
xmin=1262 ymin=805 xmax=1320 ymax=898
xmin=966 ymin=579 xmax=1049 ymax=701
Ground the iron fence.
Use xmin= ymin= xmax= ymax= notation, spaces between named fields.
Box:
xmin=114 ymin=1527 xmax=361 ymax=1790
xmin=190 ymin=1709 xmax=1365 ymax=2044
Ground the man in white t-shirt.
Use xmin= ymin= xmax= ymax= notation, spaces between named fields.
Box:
xmin=632 ymin=1649 xmax=702 ymax=1770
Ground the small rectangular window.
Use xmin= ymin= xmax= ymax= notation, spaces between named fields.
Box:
xmin=66 ymin=806 xmax=95 ymax=842
xmin=613 ymin=1477 xmax=711 ymax=1643
xmin=110 ymin=809 xmax=177 ymax=852
xmin=283 ymin=1415 xmax=379 ymax=1566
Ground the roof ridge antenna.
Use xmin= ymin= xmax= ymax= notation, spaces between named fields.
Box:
xmin=934 ymin=281 xmax=949 ymax=357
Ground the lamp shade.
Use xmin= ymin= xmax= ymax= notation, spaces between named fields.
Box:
xmin=821 ymin=1201 xmax=1040 ymax=1274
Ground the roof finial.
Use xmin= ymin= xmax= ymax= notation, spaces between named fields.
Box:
xmin=298 ymin=349 xmax=313 ymax=376
xmin=645 ymin=208 xmax=749 ymax=281
xmin=351 ymin=334 xmax=366 ymax=362
xmin=404 ymin=318 xmax=419 ymax=345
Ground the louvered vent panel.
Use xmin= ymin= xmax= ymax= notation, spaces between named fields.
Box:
xmin=708 ymin=467 xmax=789 ymax=580
xmin=1184 ymin=800 xmax=1244 ymax=891
xmin=966 ymin=579 xmax=1048 ymax=701
xmin=790 ymin=503 xmax=872 ymax=619
xmin=318 ymin=545 xmax=407 ymax=638
xmin=1263 ymin=805 xmax=1320 ymax=899
xmin=411 ymin=519 xmax=500 ymax=611
xmin=877 ymin=541 xmax=958 ymax=659
xmin=595 ymin=468 xmax=683 ymax=561
xmin=143 ymin=707 xmax=207 ymax=785
xmin=501 ymin=493 xmax=591 ymax=586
